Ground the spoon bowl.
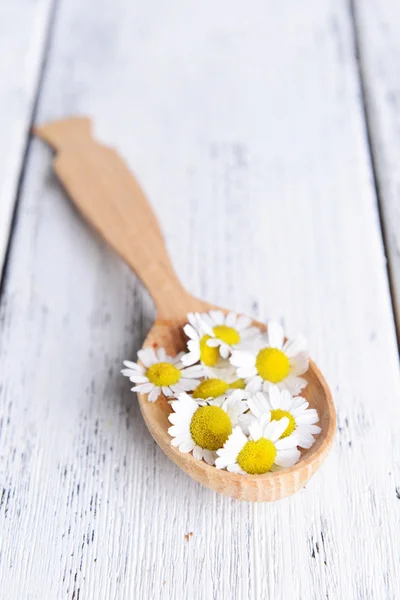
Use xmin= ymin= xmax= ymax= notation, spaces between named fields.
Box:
xmin=34 ymin=117 xmax=336 ymax=502
xmin=140 ymin=317 xmax=334 ymax=501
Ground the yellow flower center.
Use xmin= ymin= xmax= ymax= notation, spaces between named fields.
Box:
xmin=190 ymin=406 xmax=232 ymax=450
xmin=199 ymin=335 xmax=220 ymax=366
xmin=255 ymin=348 xmax=290 ymax=383
xmin=270 ymin=409 xmax=296 ymax=438
xmin=146 ymin=362 xmax=181 ymax=386
xmin=212 ymin=325 xmax=241 ymax=346
xmin=237 ymin=438 xmax=277 ymax=474
xmin=193 ymin=379 xmax=229 ymax=399
xmin=228 ymin=378 xmax=246 ymax=390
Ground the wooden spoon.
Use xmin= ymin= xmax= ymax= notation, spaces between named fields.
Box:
xmin=34 ymin=117 xmax=336 ymax=502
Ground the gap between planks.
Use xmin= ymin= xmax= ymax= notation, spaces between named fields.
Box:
xmin=349 ymin=0 xmax=400 ymax=348
xmin=0 ymin=0 xmax=59 ymax=293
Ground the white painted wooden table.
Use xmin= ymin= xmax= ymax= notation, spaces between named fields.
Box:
xmin=1 ymin=1 xmax=400 ymax=598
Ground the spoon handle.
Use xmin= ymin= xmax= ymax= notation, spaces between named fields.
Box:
xmin=34 ymin=117 xmax=198 ymax=319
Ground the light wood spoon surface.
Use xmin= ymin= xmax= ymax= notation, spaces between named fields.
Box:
xmin=34 ymin=117 xmax=336 ymax=502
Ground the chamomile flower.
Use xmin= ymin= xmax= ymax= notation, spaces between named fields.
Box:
xmin=182 ymin=311 xmax=261 ymax=366
xmin=248 ymin=386 xmax=321 ymax=449
xmin=230 ymin=321 xmax=309 ymax=395
xmin=215 ymin=412 xmax=300 ymax=474
xmin=122 ymin=348 xmax=203 ymax=402
xmin=191 ymin=363 xmax=246 ymax=404
xmin=200 ymin=311 xmax=261 ymax=358
xmin=181 ymin=312 xmax=216 ymax=367
xmin=168 ymin=393 xmax=248 ymax=465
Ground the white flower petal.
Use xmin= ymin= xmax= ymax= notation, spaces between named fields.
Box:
xmin=235 ymin=315 xmax=252 ymax=330
xmin=187 ymin=339 xmax=201 ymax=354
xmin=206 ymin=338 xmax=221 ymax=347
xmin=168 ymin=425 xmax=186 ymax=436
xmin=179 ymin=438 xmax=196 ymax=453
xmin=210 ymin=310 xmax=224 ymax=325
xmin=121 ymin=368 xmax=133 ymax=377
xmin=238 ymin=412 xmax=256 ymax=435
xmin=283 ymin=375 xmax=307 ymax=395
xmin=275 ymin=434 xmax=299 ymax=450
xmin=280 ymin=389 xmax=293 ymax=410
xmin=199 ymin=314 xmax=214 ymax=335
xmin=220 ymin=344 xmax=230 ymax=359
xmin=156 ymin=347 xmax=167 ymax=361
xmin=240 ymin=326 xmax=262 ymax=340
xmin=168 ymin=413 xmax=182 ymax=425
xmin=267 ymin=385 xmax=282 ymax=410
xmin=222 ymin=396 xmax=247 ymax=425
xmin=184 ymin=324 xmax=199 ymax=341
xmin=308 ymin=425 xmax=321 ymax=435
xmin=123 ymin=360 xmax=143 ymax=372
xmin=245 ymin=375 xmax=262 ymax=392
xmin=172 ymin=351 xmax=185 ymax=363
xmin=187 ymin=312 xmax=197 ymax=328
xmin=128 ymin=374 xmax=149 ymax=384
xmin=226 ymin=312 xmax=237 ymax=327
xmin=289 ymin=395 xmax=307 ymax=412
xmin=203 ymin=362 xmax=236 ymax=382
xmin=267 ymin=321 xmax=284 ymax=349
xmin=181 ymin=349 xmax=200 ymax=366
xmin=176 ymin=379 xmax=198 ymax=392
xmin=283 ymin=335 xmax=307 ymax=357
xmin=215 ymin=427 xmax=247 ymax=469
xmin=247 ymin=392 xmax=270 ymax=418
xmin=275 ymin=447 xmax=300 ymax=467
xmin=295 ymin=409 xmax=319 ymax=425
xmin=296 ymin=434 xmax=316 ymax=449
xmin=131 ymin=382 xmax=153 ymax=393
xmin=230 ymin=351 xmax=255 ymax=368
xmin=249 ymin=420 xmax=262 ymax=441
xmin=202 ymin=449 xmax=216 ymax=465
xmin=227 ymin=463 xmax=246 ymax=474
xmin=169 ymin=383 xmax=184 ymax=395
xmin=173 ymin=428 xmax=193 ymax=443
xmin=264 ymin=417 xmax=289 ymax=442
xmin=170 ymin=436 xmax=181 ymax=447
xmin=138 ymin=348 xmax=157 ymax=367
xmin=180 ymin=365 xmax=204 ymax=378
xmin=192 ymin=445 xmax=203 ymax=460
xmin=290 ymin=352 xmax=309 ymax=376
xmin=148 ymin=387 xmax=160 ymax=402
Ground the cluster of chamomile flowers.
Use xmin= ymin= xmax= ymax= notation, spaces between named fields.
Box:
xmin=122 ymin=311 xmax=320 ymax=476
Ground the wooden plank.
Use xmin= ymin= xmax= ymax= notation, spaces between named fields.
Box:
xmin=0 ymin=0 xmax=399 ymax=598
xmin=0 ymin=0 xmax=54 ymax=279
xmin=352 ymin=0 xmax=400 ymax=336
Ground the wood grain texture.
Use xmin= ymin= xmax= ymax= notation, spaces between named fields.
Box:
xmin=0 ymin=0 xmax=54 ymax=278
xmin=1 ymin=0 xmax=400 ymax=598
xmin=352 ymin=0 xmax=400 ymax=336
